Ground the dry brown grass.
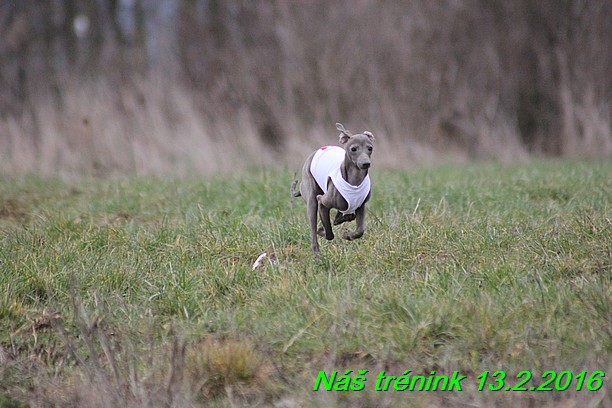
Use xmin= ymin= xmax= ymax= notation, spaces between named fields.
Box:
xmin=185 ymin=336 xmax=279 ymax=403
xmin=3 ymin=294 xmax=284 ymax=407
xmin=2 ymin=1 xmax=610 ymax=177
xmin=0 ymin=76 xmax=455 ymax=177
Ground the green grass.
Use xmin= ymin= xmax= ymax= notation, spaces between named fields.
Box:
xmin=0 ymin=159 xmax=610 ymax=407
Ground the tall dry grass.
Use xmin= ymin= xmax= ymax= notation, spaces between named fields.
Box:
xmin=0 ymin=75 xmax=442 ymax=177
xmin=1 ymin=0 xmax=610 ymax=176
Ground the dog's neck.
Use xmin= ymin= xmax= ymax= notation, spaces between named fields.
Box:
xmin=341 ymin=155 xmax=368 ymax=186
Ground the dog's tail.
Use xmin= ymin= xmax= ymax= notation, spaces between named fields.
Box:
xmin=290 ymin=179 xmax=301 ymax=209
xmin=290 ymin=179 xmax=301 ymax=198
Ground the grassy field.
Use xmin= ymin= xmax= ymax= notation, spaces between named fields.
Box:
xmin=0 ymin=159 xmax=610 ymax=407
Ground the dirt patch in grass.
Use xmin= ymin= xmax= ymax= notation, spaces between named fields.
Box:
xmin=0 ymin=199 xmax=29 ymax=222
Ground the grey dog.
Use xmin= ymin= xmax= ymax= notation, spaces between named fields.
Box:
xmin=291 ymin=123 xmax=375 ymax=255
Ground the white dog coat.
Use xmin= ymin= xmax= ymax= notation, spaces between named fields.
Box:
xmin=310 ymin=146 xmax=371 ymax=215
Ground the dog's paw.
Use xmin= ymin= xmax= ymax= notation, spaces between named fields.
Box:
xmin=343 ymin=231 xmax=363 ymax=241
xmin=333 ymin=213 xmax=356 ymax=225
xmin=343 ymin=232 xmax=354 ymax=241
xmin=318 ymin=226 xmax=334 ymax=240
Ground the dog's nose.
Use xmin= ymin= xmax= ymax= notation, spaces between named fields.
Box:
xmin=361 ymin=162 xmax=371 ymax=169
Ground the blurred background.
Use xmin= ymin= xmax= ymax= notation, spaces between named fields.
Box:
xmin=1 ymin=0 xmax=610 ymax=176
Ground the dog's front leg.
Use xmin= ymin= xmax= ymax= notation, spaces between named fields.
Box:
xmin=343 ymin=204 xmax=366 ymax=241
xmin=316 ymin=195 xmax=334 ymax=241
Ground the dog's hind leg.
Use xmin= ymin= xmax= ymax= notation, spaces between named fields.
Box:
xmin=306 ymin=196 xmax=320 ymax=255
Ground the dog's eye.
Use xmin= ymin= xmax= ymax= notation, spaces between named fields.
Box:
xmin=350 ymin=146 xmax=358 ymax=152
xmin=367 ymin=146 xmax=373 ymax=151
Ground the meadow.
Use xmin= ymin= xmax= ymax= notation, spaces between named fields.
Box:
xmin=0 ymin=159 xmax=610 ymax=407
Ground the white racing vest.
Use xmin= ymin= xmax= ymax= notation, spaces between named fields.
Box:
xmin=310 ymin=146 xmax=371 ymax=215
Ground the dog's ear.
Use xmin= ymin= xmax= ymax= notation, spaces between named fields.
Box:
xmin=338 ymin=132 xmax=351 ymax=144
xmin=336 ymin=122 xmax=352 ymax=144
xmin=363 ymin=131 xmax=375 ymax=142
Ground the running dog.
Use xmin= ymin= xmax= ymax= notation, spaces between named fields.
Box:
xmin=291 ymin=123 xmax=375 ymax=255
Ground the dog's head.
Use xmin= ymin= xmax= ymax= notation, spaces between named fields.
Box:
xmin=336 ymin=123 xmax=375 ymax=170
